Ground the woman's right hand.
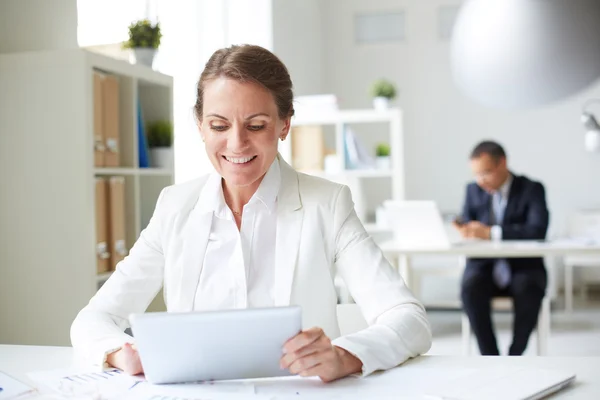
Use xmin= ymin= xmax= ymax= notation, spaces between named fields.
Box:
xmin=106 ymin=343 xmax=144 ymax=375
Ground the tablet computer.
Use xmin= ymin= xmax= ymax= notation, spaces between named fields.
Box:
xmin=129 ymin=306 xmax=302 ymax=384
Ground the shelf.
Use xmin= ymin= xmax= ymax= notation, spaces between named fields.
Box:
xmin=96 ymin=272 xmax=113 ymax=282
xmin=299 ymin=169 xmax=393 ymax=178
xmin=86 ymin=51 xmax=173 ymax=88
xmin=94 ymin=168 xmax=174 ymax=177
xmin=292 ymin=108 xmax=401 ymax=126
xmin=138 ymin=168 xmax=175 ymax=176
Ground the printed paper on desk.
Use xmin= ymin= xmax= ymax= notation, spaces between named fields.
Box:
xmin=28 ymin=367 xmax=255 ymax=400
xmin=132 ymin=379 xmax=255 ymax=399
xmin=0 ymin=371 xmax=36 ymax=399
xmin=28 ymin=367 xmax=144 ymax=399
xmin=123 ymin=382 xmax=255 ymax=400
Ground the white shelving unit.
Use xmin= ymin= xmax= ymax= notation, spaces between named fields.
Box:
xmin=0 ymin=49 xmax=173 ymax=346
xmin=280 ymin=108 xmax=404 ymax=226
xmin=93 ymin=168 xmax=174 ymax=176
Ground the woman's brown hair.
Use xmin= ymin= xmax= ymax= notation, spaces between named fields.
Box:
xmin=195 ymin=44 xmax=295 ymax=121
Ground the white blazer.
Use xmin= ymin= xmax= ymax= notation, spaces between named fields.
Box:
xmin=71 ymin=156 xmax=432 ymax=376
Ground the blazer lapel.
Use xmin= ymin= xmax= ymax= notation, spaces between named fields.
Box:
xmin=478 ymin=191 xmax=492 ymax=225
xmin=503 ymin=174 xmax=521 ymax=222
xmin=170 ymin=178 xmax=216 ymax=312
xmin=274 ymin=156 xmax=304 ymax=306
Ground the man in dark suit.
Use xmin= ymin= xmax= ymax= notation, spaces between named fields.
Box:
xmin=455 ymin=141 xmax=549 ymax=356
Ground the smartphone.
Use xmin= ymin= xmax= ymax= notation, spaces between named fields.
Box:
xmin=453 ymin=216 xmax=466 ymax=226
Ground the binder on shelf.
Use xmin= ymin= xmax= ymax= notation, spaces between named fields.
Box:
xmin=102 ymin=75 xmax=120 ymax=167
xmin=291 ymin=125 xmax=325 ymax=171
xmin=343 ymin=127 xmax=375 ymax=170
xmin=137 ymin=99 xmax=150 ymax=168
xmin=94 ymin=178 xmax=110 ymax=274
xmin=92 ymin=72 xmax=105 ymax=167
xmin=108 ymin=176 xmax=127 ymax=269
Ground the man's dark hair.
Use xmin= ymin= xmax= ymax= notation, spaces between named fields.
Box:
xmin=470 ymin=140 xmax=506 ymax=162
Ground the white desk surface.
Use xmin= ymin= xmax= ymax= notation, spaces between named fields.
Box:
xmin=1 ymin=345 xmax=599 ymax=399
xmin=379 ymin=239 xmax=600 ymax=258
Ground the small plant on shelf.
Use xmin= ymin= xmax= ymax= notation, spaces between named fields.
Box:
xmin=376 ymin=143 xmax=391 ymax=157
xmin=123 ymin=19 xmax=162 ymax=68
xmin=123 ymin=19 xmax=162 ymax=49
xmin=371 ymin=79 xmax=397 ymax=100
xmin=147 ymin=120 xmax=173 ymax=169
xmin=375 ymin=143 xmax=391 ymax=170
xmin=147 ymin=120 xmax=172 ymax=148
xmin=371 ymin=79 xmax=397 ymax=111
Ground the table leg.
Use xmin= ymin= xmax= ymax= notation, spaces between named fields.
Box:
xmin=565 ymin=264 xmax=573 ymax=313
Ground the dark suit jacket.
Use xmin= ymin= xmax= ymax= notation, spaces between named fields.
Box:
xmin=461 ymin=174 xmax=550 ymax=285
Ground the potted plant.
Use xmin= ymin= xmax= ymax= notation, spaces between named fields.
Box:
xmin=370 ymin=79 xmax=397 ymax=110
xmin=123 ymin=19 xmax=162 ymax=68
xmin=147 ymin=120 xmax=173 ymax=168
xmin=375 ymin=143 xmax=391 ymax=170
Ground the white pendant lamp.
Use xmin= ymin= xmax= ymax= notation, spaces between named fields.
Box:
xmin=450 ymin=0 xmax=600 ymax=109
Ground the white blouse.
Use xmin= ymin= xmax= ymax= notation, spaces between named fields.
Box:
xmin=193 ymin=159 xmax=280 ymax=311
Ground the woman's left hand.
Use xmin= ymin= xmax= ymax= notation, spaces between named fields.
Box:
xmin=280 ymin=327 xmax=363 ymax=382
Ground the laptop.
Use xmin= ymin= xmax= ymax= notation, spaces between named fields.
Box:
xmin=383 ymin=200 xmax=468 ymax=249
xmin=129 ymin=306 xmax=302 ymax=384
xmin=425 ymin=366 xmax=575 ymax=400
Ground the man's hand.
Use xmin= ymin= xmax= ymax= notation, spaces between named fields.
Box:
xmin=453 ymin=219 xmax=468 ymax=237
xmin=106 ymin=343 xmax=143 ymax=375
xmin=280 ymin=327 xmax=363 ymax=382
xmin=454 ymin=220 xmax=491 ymax=239
xmin=461 ymin=221 xmax=491 ymax=239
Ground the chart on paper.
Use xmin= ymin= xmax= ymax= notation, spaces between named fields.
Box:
xmin=28 ymin=367 xmax=255 ymax=400
xmin=28 ymin=368 xmax=143 ymax=399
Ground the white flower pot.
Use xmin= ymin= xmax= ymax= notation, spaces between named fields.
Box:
xmin=150 ymin=147 xmax=173 ymax=169
xmin=376 ymin=156 xmax=391 ymax=170
xmin=133 ymin=48 xmax=157 ymax=68
xmin=373 ymin=96 xmax=390 ymax=111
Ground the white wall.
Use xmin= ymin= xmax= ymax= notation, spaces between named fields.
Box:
xmin=272 ymin=0 xmax=324 ymax=96
xmin=77 ymin=0 xmax=148 ymax=47
xmin=321 ymin=0 xmax=600 ymax=236
xmin=228 ymin=0 xmax=273 ymax=49
xmin=0 ymin=0 xmax=79 ymax=53
xmin=157 ymin=0 xmax=214 ymax=184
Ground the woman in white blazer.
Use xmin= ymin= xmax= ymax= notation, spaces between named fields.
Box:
xmin=71 ymin=44 xmax=431 ymax=382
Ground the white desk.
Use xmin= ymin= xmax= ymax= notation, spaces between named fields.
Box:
xmin=1 ymin=345 xmax=599 ymax=399
xmin=379 ymin=239 xmax=600 ymax=300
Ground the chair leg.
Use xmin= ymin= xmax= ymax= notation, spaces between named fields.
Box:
xmin=536 ymin=296 xmax=550 ymax=356
xmin=462 ymin=313 xmax=472 ymax=356
xmin=565 ymin=264 xmax=573 ymax=313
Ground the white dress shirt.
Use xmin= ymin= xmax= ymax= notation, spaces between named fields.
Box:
xmin=194 ymin=159 xmax=280 ymax=311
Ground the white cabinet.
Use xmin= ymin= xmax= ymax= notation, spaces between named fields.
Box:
xmin=0 ymin=50 xmax=173 ymax=345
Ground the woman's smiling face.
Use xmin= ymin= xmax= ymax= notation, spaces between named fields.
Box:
xmin=199 ymin=77 xmax=290 ymax=189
